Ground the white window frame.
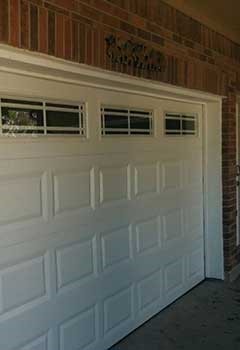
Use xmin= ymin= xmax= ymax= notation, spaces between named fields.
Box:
xmin=164 ymin=111 xmax=198 ymax=136
xmin=0 ymin=98 xmax=86 ymax=137
xmin=101 ymin=105 xmax=154 ymax=137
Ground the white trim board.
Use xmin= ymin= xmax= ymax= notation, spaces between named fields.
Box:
xmin=0 ymin=44 xmax=224 ymax=280
xmin=0 ymin=44 xmax=224 ymax=103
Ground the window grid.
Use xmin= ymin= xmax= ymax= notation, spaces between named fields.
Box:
xmin=165 ymin=113 xmax=197 ymax=136
xmin=101 ymin=105 xmax=153 ymax=136
xmin=0 ymin=98 xmax=86 ymax=137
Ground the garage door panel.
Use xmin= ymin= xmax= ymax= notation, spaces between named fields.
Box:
xmin=0 ymin=93 xmax=205 ymax=350
xmin=135 ymin=216 xmax=161 ymax=255
xmin=162 ymin=160 xmax=183 ymax=192
xmin=100 ymin=226 xmax=132 ymax=273
xmin=55 ymin=237 xmax=97 ymax=292
xmin=185 ymin=158 xmax=203 ymax=187
xmin=0 ymin=254 xmax=49 ymax=315
xmin=185 ymin=205 xmax=203 ymax=235
xmin=134 ymin=162 xmax=160 ymax=197
xmin=53 ymin=169 xmax=95 ymax=215
xmin=187 ymin=247 xmax=205 ymax=280
xmin=20 ymin=333 xmax=49 ymax=350
xmin=164 ymin=257 xmax=185 ymax=298
xmin=0 ymin=301 xmax=52 ymax=350
xmin=136 ymin=269 xmax=162 ymax=314
xmin=103 ymin=285 xmax=134 ymax=335
xmin=0 ymin=172 xmax=48 ymax=226
xmin=59 ymin=305 xmax=99 ymax=350
xmin=162 ymin=208 xmax=184 ymax=243
xmin=99 ymin=165 xmax=130 ymax=206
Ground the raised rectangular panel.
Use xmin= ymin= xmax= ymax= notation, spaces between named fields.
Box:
xmin=99 ymin=166 xmax=130 ymax=204
xmin=188 ymin=249 xmax=204 ymax=279
xmin=187 ymin=159 xmax=202 ymax=186
xmin=60 ymin=306 xmax=97 ymax=350
xmin=56 ymin=238 xmax=96 ymax=290
xmin=162 ymin=161 xmax=182 ymax=191
xmin=187 ymin=206 xmax=203 ymax=234
xmin=101 ymin=227 xmax=131 ymax=271
xmin=163 ymin=209 xmax=183 ymax=242
xmin=137 ymin=270 xmax=162 ymax=312
xmin=165 ymin=259 xmax=184 ymax=294
xmin=20 ymin=334 xmax=48 ymax=350
xmin=136 ymin=217 xmax=160 ymax=254
xmin=134 ymin=163 xmax=158 ymax=196
xmin=0 ymin=256 xmax=47 ymax=314
xmin=0 ymin=174 xmax=44 ymax=225
xmin=53 ymin=170 xmax=93 ymax=214
xmin=104 ymin=286 xmax=133 ymax=334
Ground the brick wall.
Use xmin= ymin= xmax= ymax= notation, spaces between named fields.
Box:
xmin=1 ymin=0 xmax=240 ymax=273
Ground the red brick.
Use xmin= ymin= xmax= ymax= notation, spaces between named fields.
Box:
xmin=102 ymin=13 xmax=120 ymax=29
xmin=30 ymin=4 xmax=38 ymax=51
xmin=86 ymin=26 xmax=93 ymax=65
xmin=79 ymin=22 xmax=86 ymax=63
xmin=46 ymin=0 xmax=74 ymax=11
xmin=73 ymin=2 xmax=101 ymax=22
xmin=0 ymin=0 xmax=9 ymax=42
xmin=10 ymin=0 xmax=20 ymax=46
xmin=44 ymin=2 xmax=69 ymax=16
xmin=48 ymin=10 xmax=55 ymax=55
xmin=120 ymin=20 xmax=136 ymax=34
xmin=72 ymin=20 xmax=79 ymax=62
xmin=39 ymin=7 xmax=48 ymax=54
xmin=20 ymin=0 xmax=29 ymax=49
xmin=64 ymin=17 xmax=72 ymax=60
xmin=56 ymin=13 xmax=64 ymax=57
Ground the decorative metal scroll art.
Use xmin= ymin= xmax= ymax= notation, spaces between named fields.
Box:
xmin=105 ymin=35 xmax=166 ymax=72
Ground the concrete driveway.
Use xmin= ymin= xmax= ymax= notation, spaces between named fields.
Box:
xmin=110 ymin=278 xmax=240 ymax=350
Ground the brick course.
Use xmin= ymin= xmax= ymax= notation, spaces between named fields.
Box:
xmin=2 ymin=0 xmax=240 ymax=273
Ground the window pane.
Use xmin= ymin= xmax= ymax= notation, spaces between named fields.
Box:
xmin=101 ymin=106 xmax=153 ymax=136
xmin=104 ymin=114 xmax=128 ymax=129
xmin=182 ymin=119 xmax=195 ymax=131
xmin=46 ymin=111 xmax=79 ymax=128
xmin=165 ymin=118 xmax=181 ymax=131
xmin=2 ymin=108 xmax=44 ymax=126
xmin=130 ymin=117 xmax=150 ymax=130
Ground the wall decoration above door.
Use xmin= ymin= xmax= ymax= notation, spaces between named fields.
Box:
xmin=105 ymin=35 xmax=166 ymax=72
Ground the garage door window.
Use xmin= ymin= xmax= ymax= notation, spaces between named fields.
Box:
xmin=165 ymin=113 xmax=197 ymax=136
xmin=101 ymin=106 xmax=153 ymax=136
xmin=0 ymin=98 xmax=86 ymax=136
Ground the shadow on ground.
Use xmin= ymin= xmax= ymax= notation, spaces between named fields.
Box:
xmin=110 ymin=278 xmax=240 ymax=350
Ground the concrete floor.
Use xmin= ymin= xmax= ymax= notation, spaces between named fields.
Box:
xmin=110 ymin=278 xmax=240 ymax=350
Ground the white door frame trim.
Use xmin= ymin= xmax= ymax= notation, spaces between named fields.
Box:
xmin=0 ymin=43 xmax=224 ymax=279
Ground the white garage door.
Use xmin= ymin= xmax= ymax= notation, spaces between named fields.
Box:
xmin=0 ymin=79 xmax=204 ymax=350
